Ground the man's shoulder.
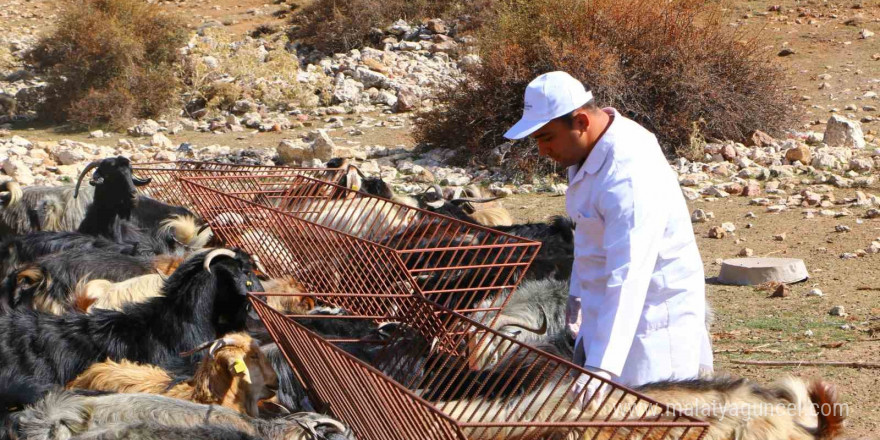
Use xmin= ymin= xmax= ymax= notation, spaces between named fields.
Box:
xmin=602 ymin=117 xmax=664 ymax=173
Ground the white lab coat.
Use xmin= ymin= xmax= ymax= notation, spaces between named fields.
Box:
xmin=566 ymin=108 xmax=713 ymax=387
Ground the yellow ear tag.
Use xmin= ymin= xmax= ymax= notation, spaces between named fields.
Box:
xmin=351 ymin=183 xmax=360 ymax=191
xmin=233 ymin=359 xmax=247 ymax=374
xmin=246 ymin=281 xmax=253 ymax=288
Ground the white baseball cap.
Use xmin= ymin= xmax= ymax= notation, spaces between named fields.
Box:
xmin=503 ymin=71 xmax=593 ymax=140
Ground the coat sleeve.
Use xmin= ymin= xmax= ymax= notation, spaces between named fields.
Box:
xmin=584 ymin=171 xmax=668 ymax=376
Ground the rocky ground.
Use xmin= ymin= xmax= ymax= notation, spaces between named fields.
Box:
xmin=1 ymin=0 xmax=879 ymax=437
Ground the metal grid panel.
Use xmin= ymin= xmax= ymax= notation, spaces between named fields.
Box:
xmin=178 ymin=174 xmax=542 ymax=323
xmin=250 ymin=294 xmax=710 ymax=440
xmin=132 ymin=161 xmax=344 ymax=210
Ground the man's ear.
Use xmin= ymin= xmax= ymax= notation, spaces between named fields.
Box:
xmin=573 ymin=111 xmax=590 ymax=133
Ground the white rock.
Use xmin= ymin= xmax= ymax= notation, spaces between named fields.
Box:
xmin=89 ymin=130 xmax=104 ymax=139
xmin=128 ymin=119 xmax=161 ymax=137
xmin=2 ymin=158 xmax=34 ymax=185
xmin=721 ymin=222 xmax=736 ymax=232
xmin=824 ymin=115 xmax=866 ymax=149
xmin=849 ymin=157 xmax=873 ymax=172
xmin=691 ymin=209 xmax=711 ymax=223
xmin=276 ymin=139 xmax=311 ymax=164
xmin=311 ymin=129 xmax=338 ymax=161
xmin=10 ymin=135 xmax=31 ymax=149
xmin=829 ymin=305 xmax=846 ymax=317
xmin=55 ymin=149 xmax=86 ymax=166
xmin=150 ymin=133 xmax=174 ymax=149
xmin=201 ymin=55 xmax=220 ymax=69
xmin=703 ymin=186 xmax=730 ymax=198
xmin=807 ymin=288 xmax=824 ymax=297
xmin=803 ymin=330 xmax=814 ymax=337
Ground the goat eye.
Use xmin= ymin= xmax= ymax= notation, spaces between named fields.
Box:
xmin=510 ymin=330 xmax=522 ymax=338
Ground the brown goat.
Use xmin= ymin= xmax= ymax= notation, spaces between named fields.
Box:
xmin=67 ymin=332 xmax=277 ymax=417
xmin=261 ymin=275 xmax=315 ymax=313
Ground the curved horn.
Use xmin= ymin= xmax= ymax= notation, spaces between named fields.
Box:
xmin=251 ymin=254 xmax=269 ymax=276
xmin=450 ymin=196 xmax=502 ymax=205
xmin=180 ymin=339 xmax=216 ymax=357
xmin=208 ymin=337 xmax=233 ymax=358
xmin=431 ymin=184 xmax=443 ymax=194
xmin=74 ymin=160 xmax=101 ymax=199
xmin=494 ymin=304 xmax=547 ymax=335
xmin=131 ymin=176 xmax=152 ymax=186
xmin=349 ymin=164 xmax=366 ymax=178
xmin=203 ymin=248 xmax=237 ymax=272
xmin=197 ymin=223 xmax=213 ymax=236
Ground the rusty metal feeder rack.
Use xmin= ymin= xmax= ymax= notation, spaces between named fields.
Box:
xmin=132 ymin=161 xmax=346 ymax=212
xmin=137 ymin=169 xmax=710 ymax=440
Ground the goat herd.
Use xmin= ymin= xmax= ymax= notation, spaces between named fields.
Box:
xmin=0 ymin=156 xmax=849 ymax=440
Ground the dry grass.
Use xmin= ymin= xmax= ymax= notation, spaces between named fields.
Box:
xmin=179 ymin=28 xmax=324 ymax=113
xmin=414 ymin=0 xmax=796 ymax=174
xmin=289 ymin=0 xmax=494 ymax=53
xmin=29 ymin=0 xmax=187 ymax=129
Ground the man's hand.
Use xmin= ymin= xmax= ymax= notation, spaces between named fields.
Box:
xmin=565 ymin=295 xmax=582 ymax=340
xmin=568 ymin=366 xmax=613 ymax=410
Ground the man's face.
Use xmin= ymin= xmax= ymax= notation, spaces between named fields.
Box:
xmin=530 ymin=117 xmax=589 ymax=168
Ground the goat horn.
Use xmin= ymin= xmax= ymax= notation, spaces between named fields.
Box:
xmin=431 ymin=184 xmax=443 ymax=194
xmin=179 ymin=339 xmax=216 ymax=357
xmin=494 ymin=304 xmax=547 ymax=335
xmin=74 ymin=160 xmax=101 ymax=199
xmin=450 ymin=196 xmax=502 ymax=205
xmin=208 ymin=338 xmax=233 ymax=358
xmin=131 ymin=175 xmax=152 ymax=186
xmin=251 ymin=254 xmax=269 ymax=277
xmin=203 ymin=248 xmax=237 ymax=272
xmin=425 ymin=199 xmax=445 ymax=209
xmin=349 ymin=164 xmax=366 ymax=179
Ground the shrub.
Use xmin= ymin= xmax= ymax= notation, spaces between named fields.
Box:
xmin=178 ymin=29 xmax=322 ymax=113
xmin=29 ymin=0 xmax=187 ymax=129
xmin=414 ymin=0 xmax=796 ymax=174
xmin=290 ymin=0 xmax=494 ymax=53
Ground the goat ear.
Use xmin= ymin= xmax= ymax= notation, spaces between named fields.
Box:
xmin=229 ymin=358 xmax=252 ymax=384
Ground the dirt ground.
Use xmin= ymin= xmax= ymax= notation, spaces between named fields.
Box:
xmin=504 ymin=188 xmax=880 ymax=438
xmin=1 ymin=0 xmax=879 ymax=436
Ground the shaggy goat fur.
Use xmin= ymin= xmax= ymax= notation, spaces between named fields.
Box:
xmin=72 ymin=274 xmax=166 ymax=313
xmin=67 ymin=332 xmax=277 ymax=417
xmin=436 ymin=375 xmax=846 ymax=440
xmin=12 ymin=392 xmax=349 ymax=440
xmin=69 ymin=423 xmax=261 ymax=440
xmin=0 ymin=248 xmax=155 ymax=314
xmin=467 ymin=278 xmax=570 ymax=371
xmin=0 ymin=248 xmax=262 ymax=388
xmin=0 ymin=231 xmax=137 ymax=279
xmin=0 ymin=183 xmax=94 ymax=238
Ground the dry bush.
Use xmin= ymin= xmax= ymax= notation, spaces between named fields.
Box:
xmin=290 ymin=0 xmax=493 ymax=53
xmin=28 ymin=0 xmax=187 ymax=129
xmin=414 ymin=0 xmax=795 ymax=174
xmin=179 ymin=29 xmax=322 ymax=113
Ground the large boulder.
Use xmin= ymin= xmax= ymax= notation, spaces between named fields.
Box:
xmin=824 ymin=115 xmax=866 ymax=149
xmin=2 ymin=158 xmax=35 ymax=185
xmin=276 ymin=139 xmax=312 ymax=164
xmin=784 ymin=144 xmax=811 ymax=164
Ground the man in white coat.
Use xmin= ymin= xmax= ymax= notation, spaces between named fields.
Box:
xmin=503 ymin=71 xmax=713 ymax=406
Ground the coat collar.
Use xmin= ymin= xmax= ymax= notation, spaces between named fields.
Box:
xmin=567 ymin=108 xmax=619 ymax=186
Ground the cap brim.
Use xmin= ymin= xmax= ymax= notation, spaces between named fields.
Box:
xmin=503 ymin=118 xmax=550 ymax=140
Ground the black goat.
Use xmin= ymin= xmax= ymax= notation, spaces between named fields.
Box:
xmin=0 ymin=248 xmax=262 ymax=388
xmin=74 ymin=156 xmax=201 ymax=256
xmin=494 ymin=215 xmax=575 ymax=282
xmin=0 ymin=247 xmax=155 ymax=314
xmin=0 ymin=232 xmax=137 ymax=279
xmin=75 ymin=156 xmax=151 ymax=238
